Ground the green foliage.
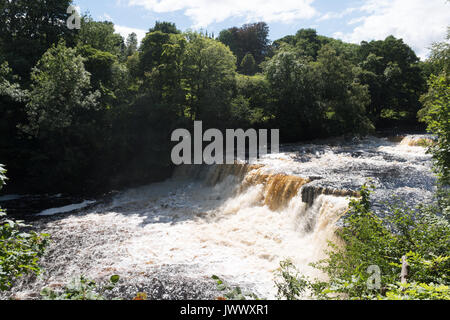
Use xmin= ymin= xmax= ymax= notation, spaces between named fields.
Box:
xmin=218 ymin=22 xmax=270 ymax=69
xmin=0 ymin=62 xmax=28 ymax=103
xmin=40 ymin=275 xmax=120 ymax=300
xmin=264 ymin=48 xmax=323 ymax=141
xmin=240 ymin=53 xmax=257 ymax=76
xmin=419 ymin=74 xmax=450 ymax=186
xmin=18 ymin=41 xmax=102 ymax=190
xmin=77 ymin=17 xmax=125 ymax=57
xmin=0 ymin=0 xmax=75 ymax=79
xmin=23 ymin=41 xmax=100 ymax=136
xmin=212 ymin=275 xmax=261 ymax=300
xmin=0 ymin=62 xmax=29 ymax=170
xmin=425 ymin=28 xmax=450 ymax=76
xmin=315 ymin=45 xmax=374 ymax=136
xmin=0 ymin=164 xmax=6 ymax=190
xmin=0 ymin=166 xmax=49 ymax=291
xmin=76 ymin=45 xmax=117 ymax=90
xmin=183 ymin=33 xmax=237 ymax=124
xmin=0 ymin=214 xmax=49 ymax=291
xmin=125 ymin=33 xmax=138 ymax=58
xmin=264 ymin=44 xmax=373 ymax=141
xmin=358 ymin=36 xmax=426 ymax=123
xmin=149 ymin=21 xmax=180 ymax=34
xmin=273 ymin=28 xmax=359 ymax=63
xmin=380 ymin=282 xmax=450 ymax=300
xmin=274 ymin=260 xmax=309 ymax=300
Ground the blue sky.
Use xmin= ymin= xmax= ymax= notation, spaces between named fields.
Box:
xmin=73 ymin=0 xmax=450 ymax=59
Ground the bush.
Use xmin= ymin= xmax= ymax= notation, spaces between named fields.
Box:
xmin=212 ymin=275 xmax=261 ymax=300
xmin=0 ymin=165 xmax=49 ymax=291
xmin=40 ymin=275 xmax=120 ymax=300
xmin=380 ymin=282 xmax=450 ymax=300
xmin=419 ymin=74 xmax=450 ymax=186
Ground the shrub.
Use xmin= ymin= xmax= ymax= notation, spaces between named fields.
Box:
xmin=212 ymin=275 xmax=261 ymax=300
xmin=40 ymin=275 xmax=120 ymax=300
xmin=0 ymin=165 xmax=49 ymax=291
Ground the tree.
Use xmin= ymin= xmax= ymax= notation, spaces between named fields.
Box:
xmin=264 ymin=48 xmax=324 ymax=141
xmin=77 ymin=17 xmax=125 ymax=57
xmin=314 ymin=45 xmax=373 ymax=136
xmin=139 ymin=31 xmax=173 ymax=74
xmin=240 ymin=53 xmax=257 ymax=75
xmin=24 ymin=42 xmax=99 ymax=137
xmin=295 ymin=28 xmax=322 ymax=59
xmin=234 ymin=73 xmax=270 ymax=120
xmin=20 ymin=41 xmax=100 ymax=190
xmin=426 ymin=27 xmax=450 ymax=76
xmin=0 ymin=62 xmax=28 ymax=180
xmin=218 ymin=22 xmax=270 ymax=70
xmin=231 ymin=74 xmax=270 ymax=128
xmin=149 ymin=21 xmax=180 ymax=34
xmin=419 ymin=28 xmax=450 ymax=188
xmin=0 ymin=0 xmax=75 ymax=80
xmin=138 ymin=31 xmax=187 ymax=114
xmin=77 ymin=45 xmax=117 ymax=89
xmin=183 ymin=33 xmax=237 ymax=125
xmin=273 ymin=29 xmax=359 ymax=63
xmin=358 ymin=36 xmax=426 ymax=123
xmin=419 ymin=74 xmax=449 ymax=186
xmin=125 ymin=33 xmax=138 ymax=57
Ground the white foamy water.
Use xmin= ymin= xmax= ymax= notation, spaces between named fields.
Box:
xmin=36 ymin=200 xmax=96 ymax=216
xmin=2 ymin=135 xmax=436 ymax=300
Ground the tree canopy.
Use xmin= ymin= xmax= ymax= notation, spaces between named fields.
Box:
xmin=0 ymin=12 xmax=440 ymax=193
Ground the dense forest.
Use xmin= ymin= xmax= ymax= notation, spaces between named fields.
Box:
xmin=0 ymin=0 xmax=444 ymax=196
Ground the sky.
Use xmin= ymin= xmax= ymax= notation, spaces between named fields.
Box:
xmin=73 ymin=0 xmax=450 ymax=59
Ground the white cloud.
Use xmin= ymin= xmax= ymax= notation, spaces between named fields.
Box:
xmin=114 ymin=25 xmax=147 ymax=43
xmin=99 ymin=13 xmax=113 ymax=21
xmin=127 ymin=0 xmax=318 ymax=27
xmin=317 ymin=7 xmax=356 ymax=22
xmin=334 ymin=0 xmax=450 ymax=59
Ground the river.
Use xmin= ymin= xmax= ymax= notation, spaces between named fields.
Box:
xmin=0 ymin=134 xmax=436 ymax=300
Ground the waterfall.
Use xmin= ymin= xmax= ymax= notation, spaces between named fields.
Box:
xmin=1 ymin=135 xmax=435 ymax=300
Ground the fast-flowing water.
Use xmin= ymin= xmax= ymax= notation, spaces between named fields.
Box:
xmin=0 ymin=135 xmax=436 ymax=300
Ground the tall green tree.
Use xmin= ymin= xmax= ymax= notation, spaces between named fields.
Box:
xmin=358 ymin=36 xmax=426 ymax=123
xmin=183 ymin=33 xmax=237 ymax=125
xmin=315 ymin=45 xmax=373 ymax=135
xmin=240 ymin=53 xmax=258 ymax=76
xmin=419 ymin=74 xmax=449 ymax=186
xmin=426 ymin=27 xmax=450 ymax=76
xmin=294 ymin=28 xmax=322 ymax=59
xmin=419 ymin=28 xmax=450 ymax=188
xmin=125 ymin=32 xmax=138 ymax=57
xmin=0 ymin=0 xmax=75 ymax=80
xmin=149 ymin=21 xmax=180 ymax=34
xmin=77 ymin=17 xmax=124 ymax=57
xmin=0 ymin=62 xmax=28 ymax=180
xmin=218 ymin=22 xmax=270 ymax=70
xmin=264 ymin=48 xmax=324 ymax=141
xmin=20 ymin=41 xmax=100 ymax=190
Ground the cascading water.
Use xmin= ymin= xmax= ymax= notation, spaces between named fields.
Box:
xmin=0 ymin=135 xmax=436 ymax=300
